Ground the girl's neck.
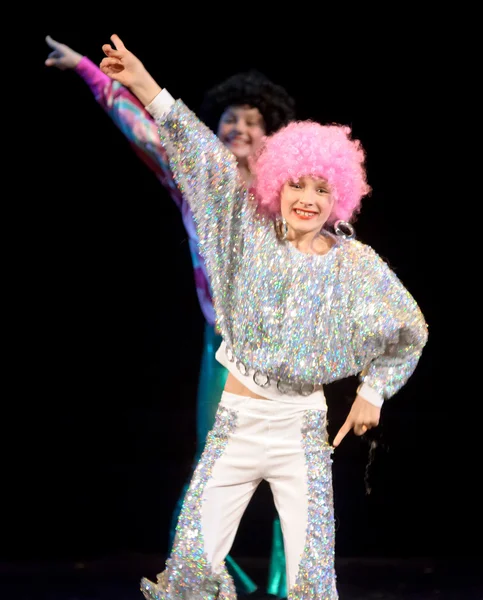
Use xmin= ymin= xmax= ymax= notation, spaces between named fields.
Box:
xmin=289 ymin=230 xmax=335 ymax=256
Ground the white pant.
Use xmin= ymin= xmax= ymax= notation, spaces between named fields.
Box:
xmin=141 ymin=391 xmax=338 ymax=600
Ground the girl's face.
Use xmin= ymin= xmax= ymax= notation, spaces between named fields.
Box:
xmin=280 ymin=176 xmax=334 ymax=238
xmin=217 ymin=105 xmax=266 ymax=162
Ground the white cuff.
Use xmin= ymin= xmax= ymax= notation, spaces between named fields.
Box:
xmin=357 ymin=382 xmax=384 ymax=408
xmin=145 ymin=88 xmax=175 ymax=121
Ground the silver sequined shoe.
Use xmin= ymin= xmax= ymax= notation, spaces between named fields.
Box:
xmin=140 ymin=577 xmax=162 ymax=600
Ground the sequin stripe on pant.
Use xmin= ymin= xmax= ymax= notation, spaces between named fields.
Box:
xmin=291 ymin=410 xmax=338 ymax=599
xmin=142 ymin=403 xmax=239 ymax=600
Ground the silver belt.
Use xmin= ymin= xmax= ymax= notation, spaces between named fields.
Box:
xmin=225 ymin=346 xmax=317 ymax=397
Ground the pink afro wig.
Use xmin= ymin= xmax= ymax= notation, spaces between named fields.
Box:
xmin=252 ymin=121 xmax=371 ymax=224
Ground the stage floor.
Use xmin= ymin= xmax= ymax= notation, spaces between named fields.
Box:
xmin=1 ymin=554 xmax=481 ymax=599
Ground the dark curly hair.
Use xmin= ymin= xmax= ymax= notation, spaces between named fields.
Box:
xmin=198 ymin=70 xmax=296 ymax=135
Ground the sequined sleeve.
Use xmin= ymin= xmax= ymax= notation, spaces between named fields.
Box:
xmin=155 ymin=99 xmax=247 ymax=255
xmin=351 ymin=244 xmax=428 ymax=399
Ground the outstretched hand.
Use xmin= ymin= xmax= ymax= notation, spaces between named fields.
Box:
xmin=99 ymin=34 xmax=161 ymax=105
xmin=45 ymin=36 xmax=83 ymax=70
xmin=333 ymin=394 xmax=381 ymax=447
xmin=100 ymin=34 xmax=144 ymax=88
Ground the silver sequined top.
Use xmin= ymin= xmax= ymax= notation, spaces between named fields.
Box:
xmin=156 ymin=99 xmax=428 ymax=399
